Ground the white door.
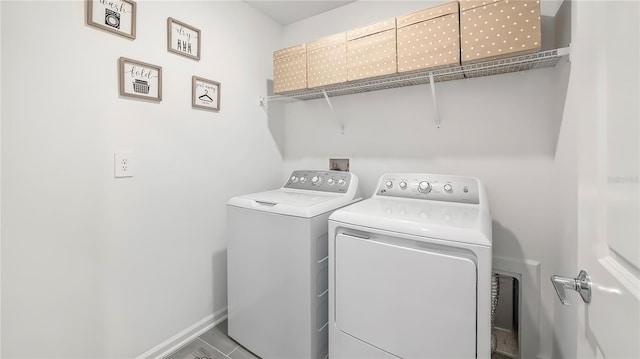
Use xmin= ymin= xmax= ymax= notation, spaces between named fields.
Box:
xmin=575 ymin=1 xmax=640 ymax=357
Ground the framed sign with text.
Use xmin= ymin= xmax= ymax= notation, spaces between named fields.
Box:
xmin=192 ymin=76 xmax=220 ymax=112
xmin=119 ymin=57 xmax=162 ymax=101
xmin=168 ymin=18 xmax=201 ymax=60
xmin=87 ymin=0 xmax=136 ymax=39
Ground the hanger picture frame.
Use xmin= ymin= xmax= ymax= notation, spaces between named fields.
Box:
xmin=119 ymin=57 xmax=162 ymax=101
xmin=192 ymin=76 xmax=221 ymax=112
xmin=168 ymin=18 xmax=201 ymax=61
xmin=86 ymin=0 xmax=136 ymax=40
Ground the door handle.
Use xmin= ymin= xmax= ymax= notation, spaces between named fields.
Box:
xmin=551 ymin=270 xmax=592 ymax=306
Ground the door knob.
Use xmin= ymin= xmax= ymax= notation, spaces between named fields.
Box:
xmin=551 ymin=270 xmax=592 ymax=306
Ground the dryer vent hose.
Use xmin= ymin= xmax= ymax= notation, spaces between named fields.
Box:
xmin=491 ymin=273 xmax=500 ymax=353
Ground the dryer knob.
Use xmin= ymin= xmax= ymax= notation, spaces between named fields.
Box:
xmin=385 ymin=180 xmax=393 ymax=189
xmin=338 ymin=179 xmax=346 ymax=186
xmin=418 ymin=181 xmax=432 ymax=194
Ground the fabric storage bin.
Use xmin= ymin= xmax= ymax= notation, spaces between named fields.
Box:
xmin=273 ymin=44 xmax=307 ymax=94
xmin=396 ymin=1 xmax=461 ymax=74
xmin=307 ymin=33 xmax=347 ymax=89
xmin=460 ymin=0 xmax=541 ymax=64
xmin=346 ymin=18 xmax=397 ymax=82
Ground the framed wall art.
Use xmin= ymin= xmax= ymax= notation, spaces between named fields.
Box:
xmin=86 ymin=0 xmax=136 ymax=40
xmin=192 ymin=76 xmax=220 ymax=112
xmin=119 ymin=57 xmax=162 ymax=101
xmin=168 ymin=18 xmax=201 ymax=60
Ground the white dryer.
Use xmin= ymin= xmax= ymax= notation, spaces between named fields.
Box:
xmin=328 ymin=173 xmax=492 ymax=359
xmin=227 ymin=170 xmax=360 ymax=359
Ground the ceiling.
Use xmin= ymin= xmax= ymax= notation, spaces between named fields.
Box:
xmin=245 ymin=0 xmax=563 ymax=26
xmin=245 ymin=1 xmax=356 ymax=25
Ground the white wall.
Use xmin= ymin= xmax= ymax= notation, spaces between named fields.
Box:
xmin=1 ymin=1 xmax=283 ymax=357
xmin=280 ymin=2 xmax=574 ymax=358
xmin=0 ymin=1 xmax=3 ymax=356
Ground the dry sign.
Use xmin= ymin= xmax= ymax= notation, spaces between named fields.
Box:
xmin=167 ymin=18 xmax=201 ymax=60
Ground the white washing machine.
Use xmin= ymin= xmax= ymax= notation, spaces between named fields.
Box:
xmin=328 ymin=173 xmax=492 ymax=359
xmin=227 ymin=170 xmax=360 ymax=359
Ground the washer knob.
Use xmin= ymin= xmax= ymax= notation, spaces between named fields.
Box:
xmin=399 ymin=181 xmax=408 ymax=190
xmin=327 ymin=178 xmax=335 ymax=185
xmin=311 ymin=176 xmax=321 ymax=185
xmin=385 ymin=180 xmax=393 ymax=189
xmin=444 ymin=183 xmax=453 ymax=193
xmin=418 ymin=181 xmax=432 ymax=194
xmin=291 ymin=176 xmax=298 ymax=183
xmin=338 ymin=179 xmax=346 ymax=186
xmin=300 ymin=177 xmax=307 ymax=183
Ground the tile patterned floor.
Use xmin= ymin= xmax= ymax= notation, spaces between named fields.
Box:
xmin=492 ymin=327 xmax=519 ymax=359
xmin=165 ymin=320 xmax=259 ymax=359
xmin=165 ymin=319 xmax=517 ymax=359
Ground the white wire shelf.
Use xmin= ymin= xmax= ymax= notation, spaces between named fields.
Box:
xmin=260 ymin=47 xmax=570 ymax=104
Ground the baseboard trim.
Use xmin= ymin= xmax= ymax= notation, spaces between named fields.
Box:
xmin=136 ymin=307 xmax=228 ymax=359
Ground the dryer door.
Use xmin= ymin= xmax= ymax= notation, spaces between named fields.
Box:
xmin=334 ymin=233 xmax=477 ymax=358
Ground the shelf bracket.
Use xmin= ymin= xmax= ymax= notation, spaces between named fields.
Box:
xmin=322 ymin=89 xmax=345 ymax=134
xmin=428 ymin=72 xmax=441 ymax=128
xmin=258 ymin=96 xmax=268 ymax=112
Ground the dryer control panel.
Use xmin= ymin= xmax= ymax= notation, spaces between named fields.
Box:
xmin=375 ymin=173 xmax=480 ymax=204
xmin=284 ymin=170 xmax=354 ymax=194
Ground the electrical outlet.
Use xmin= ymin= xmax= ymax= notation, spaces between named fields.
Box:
xmin=114 ymin=151 xmax=133 ymax=178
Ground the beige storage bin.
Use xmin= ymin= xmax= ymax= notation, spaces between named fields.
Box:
xmin=460 ymin=0 xmax=541 ymax=64
xmin=273 ymin=44 xmax=307 ymax=94
xmin=346 ymin=18 xmax=397 ymax=82
xmin=396 ymin=1 xmax=461 ymax=74
xmin=307 ymin=33 xmax=347 ymax=89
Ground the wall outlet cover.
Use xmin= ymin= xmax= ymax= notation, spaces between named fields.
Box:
xmin=114 ymin=151 xmax=133 ymax=178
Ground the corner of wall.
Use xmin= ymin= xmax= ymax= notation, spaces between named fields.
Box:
xmin=1 ymin=0 xmax=4 ymax=355
xmin=136 ymin=308 xmax=227 ymax=359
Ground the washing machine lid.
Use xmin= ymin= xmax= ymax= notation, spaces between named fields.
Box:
xmin=228 ymin=189 xmax=359 ymax=218
xmin=228 ymin=170 xmax=361 ymax=218
xmin=329 ymin=197 xmax=492 ymax=247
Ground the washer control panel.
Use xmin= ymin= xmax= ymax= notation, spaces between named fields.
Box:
xmin=284 ymin=170 xmax=353 ymax=193
xmin=376 ymin=173 xmax=480 ymax=204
